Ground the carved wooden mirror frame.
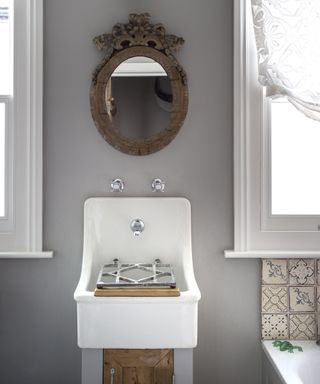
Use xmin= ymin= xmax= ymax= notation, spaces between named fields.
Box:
xmin=90 ymin=13 xmax=188 ymax=156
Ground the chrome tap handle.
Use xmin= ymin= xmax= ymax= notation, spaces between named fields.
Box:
xmin=111 ymin=178 xmax=124 ymax=192
xmin=151 ymin=178 xmax=165 ymax=192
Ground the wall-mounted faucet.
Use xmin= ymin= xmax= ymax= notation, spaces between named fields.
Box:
xmin=131 ymin=219 xmax=145 ymax=237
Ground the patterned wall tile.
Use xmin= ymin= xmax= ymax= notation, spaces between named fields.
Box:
xmin=289 ymin=314 xmax=316 ymax=340
xmin=262 ymin=314 xmax=288 ymax=340
xmin=262 ymin=286 xmax=288 ymax=313
xmin=261 ymin=258 xmax=319 ymax=341
xmin=289 ymin=287 xmax=315 ymax=312
xmin=289 ymin=259 xmax=315 ymax=285
xmin=262 ymin=259 xmax=288 ymax=285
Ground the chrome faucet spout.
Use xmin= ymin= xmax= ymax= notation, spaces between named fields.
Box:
xmin=131 ymin=219 xmax=145 ymax=237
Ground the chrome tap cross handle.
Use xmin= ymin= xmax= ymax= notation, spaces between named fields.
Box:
xmin=111 ymin=178 xmax=124 ymax=192
xmin=151 ymin=178 xmax=165 ymax=192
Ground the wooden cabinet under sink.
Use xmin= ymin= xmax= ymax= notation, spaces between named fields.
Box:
xmin=103 ymin=349 xmax=173 ymax=384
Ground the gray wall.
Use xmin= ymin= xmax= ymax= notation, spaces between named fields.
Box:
xmin=112 ymin=77 xmax=170 ymax=139
xmin=0 ymin=0 xmax=261 ymax=383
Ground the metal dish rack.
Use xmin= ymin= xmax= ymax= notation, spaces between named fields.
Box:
xmin=96 ymin=258 xmax=176 ymax=289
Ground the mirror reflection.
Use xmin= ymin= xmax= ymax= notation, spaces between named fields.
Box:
xmin=105 ymin=57 xmax=172 ymax=140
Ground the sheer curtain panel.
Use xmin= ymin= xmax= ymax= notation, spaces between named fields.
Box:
xmin=251 ymin=0 xmax=320 ymax=120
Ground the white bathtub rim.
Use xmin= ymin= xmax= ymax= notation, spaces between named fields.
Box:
xmin=262 ymin=340 xmax=320 ymax=384
xmin=262 ymin=341 xmax=296 ymax=384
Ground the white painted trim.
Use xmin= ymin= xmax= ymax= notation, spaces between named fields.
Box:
xmin=112 ymin=62 xmax=167 ymax=77
xmin=27 ymin=0 xmax=43 ymax=251
xmin=233 ymin=0 xmax=248 ymax=251
xmin=262 ymin=98 xmax=320 ymax=232
xmin=0 ymin=96 xmax=13 ymax=230
xmin=0 ymin=0 xmax=14 ymax=232
xmin=229 ymin=0 xmax=320 ymax=257
xmin=0 ymin=0 xmax=46 ymax=254
xmin=224 ymin=250 xmax=320 ymax=259
xmin=0 ymin=251 xmax=53 ymax=259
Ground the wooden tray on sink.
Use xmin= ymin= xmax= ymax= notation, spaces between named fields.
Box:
xmin=94 ymin=287 xmax=180 ymax=297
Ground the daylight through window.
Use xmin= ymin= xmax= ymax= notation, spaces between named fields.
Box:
xmin=0 ymin=0 xmax=13 ymax=219
xmin=271 ymin=99 xmax=320 ymax=216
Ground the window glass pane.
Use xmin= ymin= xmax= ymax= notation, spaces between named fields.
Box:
xmin=0 ymin=0 xmax=13 ymax=95
xmin=271 ymin=99 xmax=320 ymax=215
xmin=0 ymin=102 xmax=5 ymax=217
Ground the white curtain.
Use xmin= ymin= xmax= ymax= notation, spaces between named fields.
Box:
xmin=251 ymin=0 xmax=320 ymax=120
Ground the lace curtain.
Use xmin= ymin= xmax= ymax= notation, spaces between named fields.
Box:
xmin=251 ymin=0 xmax=320 ymax=120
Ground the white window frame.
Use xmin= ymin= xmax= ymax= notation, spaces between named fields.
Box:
xmin=262 ymin=97 xmax=320 ymax=232
xmin=0 ymin=0 xmax=52 ymax=258
xmin=0 ymin=96 xmax=13 ymax=230
xmin=225 ymin=0 xmax=320 ymax=259
xmin=0 ymin=2 xmax=13 ymax=229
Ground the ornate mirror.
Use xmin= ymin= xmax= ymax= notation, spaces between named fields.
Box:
xmin=90 ymin=13 xmax=188 ymax=155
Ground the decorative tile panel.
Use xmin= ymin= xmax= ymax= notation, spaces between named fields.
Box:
xmin=261 ymin=258 xmax=320 ymax=340
xmin=289 ymin=259 xmax=315 ymax=285
xmin=289 ymin=287 xmax=315 ymax=312
xmin=289 ymin=314 xmax=316 ymax=340
xmin=262 ymin=314 xmax=288 ymax=340
xmin=262 ymin=286 xmax=288 ymax=313
xmin=262 ymin=259 xmax=288 ymax=285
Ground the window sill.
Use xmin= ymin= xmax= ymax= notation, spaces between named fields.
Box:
xmin=224 ymin=250 xmax=320 ymax=259
xmin=0 ymin=251 xmax=53 ymax=259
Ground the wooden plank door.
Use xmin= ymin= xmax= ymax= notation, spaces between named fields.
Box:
xmin=103 ymin=349 xmax=173 ymax=384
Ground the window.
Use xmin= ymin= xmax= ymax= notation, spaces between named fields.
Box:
xmin=0 ymin=102 xmax=7 ymax=217
xmin=0 ymin=0 xmax=13 ymax=232
xmin=0 ymin=0 xmax=52 ymax=258
xmin=225 ymin=0 xmax=320 ymax=258
xmin=270 ymin=100 xmax=320 ymax=216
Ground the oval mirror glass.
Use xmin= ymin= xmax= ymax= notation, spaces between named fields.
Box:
xmin=105 ymin=57 xmax=172 ymax=140
xmin=90 ymin=13 xmax=188 ymax=156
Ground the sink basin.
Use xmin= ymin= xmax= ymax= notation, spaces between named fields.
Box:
xmin=74 ymin=197 xmax=201 ymax=349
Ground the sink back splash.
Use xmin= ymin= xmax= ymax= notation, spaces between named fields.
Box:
xmin=261 ymin=259 xmax=320 ymax=340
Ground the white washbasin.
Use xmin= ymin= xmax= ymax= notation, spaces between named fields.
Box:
xmin=74 ymin=197 xmax=201 ymax=349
